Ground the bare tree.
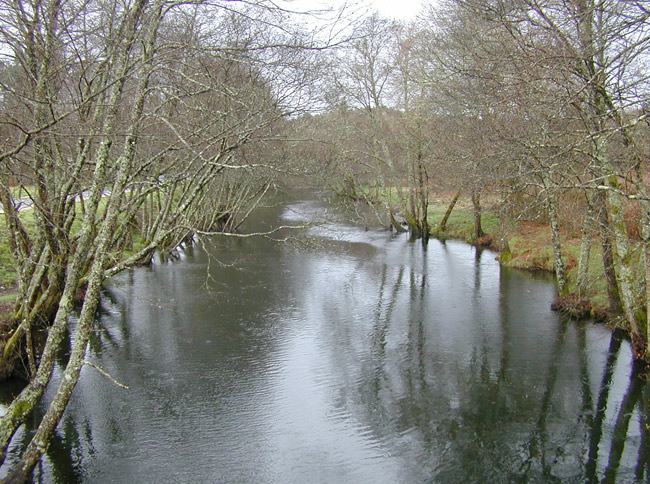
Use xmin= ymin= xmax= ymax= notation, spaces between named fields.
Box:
xmin=0 ymin=0 xmax=336 ymax=479
xmin=430 ymin=0 xmax=649 ymax=353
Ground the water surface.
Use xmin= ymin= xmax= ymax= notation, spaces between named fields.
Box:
xmin=2 ymin=193 xmax=649 ymax=483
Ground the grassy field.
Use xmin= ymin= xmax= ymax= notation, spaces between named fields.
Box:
xmin=0 ymin=234 xmax=17 ymax=288
xmin=426 ymin=199 xmax=501 ymax=241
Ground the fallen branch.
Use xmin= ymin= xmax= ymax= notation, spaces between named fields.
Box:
xmin=84 ymin=360 xmax=129 ymax=390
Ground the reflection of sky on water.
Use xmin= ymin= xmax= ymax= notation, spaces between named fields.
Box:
xmin=2 ymin=195 xmax=648 ymax=483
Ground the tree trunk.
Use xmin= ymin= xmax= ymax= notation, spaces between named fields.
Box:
xmin=606 ymin=181 xmax=644 ymax=355
xmin=471 ymin=188 xmax=484 ymax=239
xmin=594 ymin=190 xmax=622 ymax=315
xmin=0 ymin=0 xmax=152 ymax=466
xmin=545 ymin=187 xmax=568 ymax=295
xmin=600 ymin=224 xmax=622 ymax=315
xmin=576 ymin=191 xmax=597 ymax=296
xmin=642 ymin=215 xmax=650 ymax=352
xmin=2 ymin=1 xmax=163 ymax=478
xmin=577 ymin=0 xmax=644 ymax=355
xmin=634 ymin=169 xmax=650 ymax=353
xmin=3 ymin=251 xmax=106 ymax=483
xmin=438 ymin=187 xmax=461 ymax=234
xmin=417 ymin=157 xmax=429 ymax=240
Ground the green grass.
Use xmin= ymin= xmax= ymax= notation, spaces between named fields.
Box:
xmin=496 ymin=220 xmax=622 ymax=315
xmin=9 ymin=185 xmax=35 ymax=198
xmin=0 ymin=195 xmax=103 ymax=294
xmin=420 ymin=193 xmax=616 ymax=316
xmin=365 ymin=186 xmax=500 ymax=242
xmin=0 ymin=204 xmax=38 ymax=290
xmin=426 ymin=203 xmax=500 ymax=241
xmin=0 ymin=185 xmax=166 ymax=284
xmin=0 ymin=229 xmax=18 ymax=288
xmin=119 ymin=230 xmax=146 ymax=259
xmin=505 ymin=227 xmax=556 ymax=271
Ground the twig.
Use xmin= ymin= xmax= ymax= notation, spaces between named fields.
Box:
xmin=84 ymin=360 xmax=130 ymax=389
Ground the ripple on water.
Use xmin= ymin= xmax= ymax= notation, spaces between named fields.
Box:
xmin=19 ymin=193 xmax=649 ymax=484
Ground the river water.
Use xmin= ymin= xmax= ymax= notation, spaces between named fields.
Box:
xmin=2 ymin=192 xmax=650 ymax=483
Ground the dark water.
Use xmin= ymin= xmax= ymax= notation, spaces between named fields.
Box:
xmin=2 ymin=193 xmax=650 ymax=483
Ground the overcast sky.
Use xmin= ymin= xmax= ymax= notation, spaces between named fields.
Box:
xmin=364 ymin=0 xmax=423 ymax=19
xmin=284 ymin=0 xmax=426 ymax=21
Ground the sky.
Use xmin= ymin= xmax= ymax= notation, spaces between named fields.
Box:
xmin=366 ymin=0 xmax=423 ymax=19
xmin=285 ymin=0 xmax=426 ymax=21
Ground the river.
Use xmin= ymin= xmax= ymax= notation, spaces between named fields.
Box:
xmin=1 ymin=192 xmax=649 ymax=483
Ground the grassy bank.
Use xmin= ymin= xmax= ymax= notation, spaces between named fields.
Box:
xmin=0 ymin=190 xmax=613 ymax=321
xmin=0 ymin=195 xmax=121 ymax=313
xmin=0 ymin=214 xmax=23 ymax=312
xmin=426 ymin=196 xmax=501 ymax=241
xmin=423 ymin=195 xmax=611 ymax=318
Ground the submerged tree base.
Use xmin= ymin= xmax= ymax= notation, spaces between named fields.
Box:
xmin=551 ymin=295 xmax=594 ymax=320
xmin=550 ymin=295 xmax=612 ymax=325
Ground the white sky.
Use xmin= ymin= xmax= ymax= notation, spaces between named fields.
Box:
xmin=283 ymin=0 xmax=426 ymax=21
xmin=366 ymin=0 xmax=423 ymax=20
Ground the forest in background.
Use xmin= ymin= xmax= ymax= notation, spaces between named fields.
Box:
xmin=0 ymin=0 xmax=648 ymax=480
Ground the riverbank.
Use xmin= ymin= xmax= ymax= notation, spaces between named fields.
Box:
xmin=0 ymin=227 xmax=17 ymax=323
xmin=388 ymin=193 xmax=614 ymax=322
xmin=0 ymin=190 xmax=617 ymax=328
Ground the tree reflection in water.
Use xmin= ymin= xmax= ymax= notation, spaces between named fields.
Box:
xmin=1 ymin=201 xmax=650 ymax=483
xmin=317 ymin=241 xmax=650 ymax=483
